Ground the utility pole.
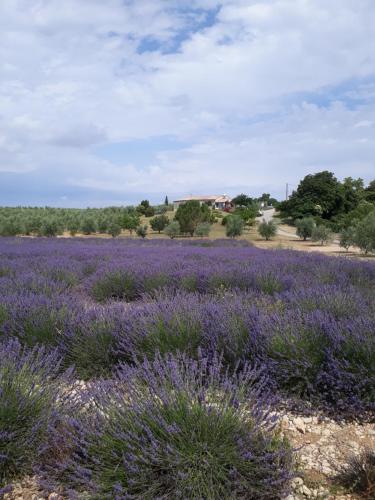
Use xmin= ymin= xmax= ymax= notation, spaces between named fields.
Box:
xmin=285 ymin=183 xmax=289 ymax=201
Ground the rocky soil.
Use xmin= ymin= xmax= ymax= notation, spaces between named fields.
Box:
xmin=281 ymin=412 xmax=375 ymax=499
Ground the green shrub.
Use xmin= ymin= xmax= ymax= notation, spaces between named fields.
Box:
xmin=164 ymin=221 xmax=180 ymax=239
xmin=311 ymin=225 xmax=333 ymax=245
xmin=194 ymin=222 xmax=211 ymax=237
xmin=354 ymin=212 xmax=375 ymax=254
xmin=339 ymin=226 xmax=356 ymax=251
xmin=295 ymin=217 xmax=315 ymax=240
xmin=258 ymin=220 xmax=277 ymax=240
xmin=136 ymin=224 xmax=148 ymax=238
xmin=225 ymin=215 xmax=244 ymax=238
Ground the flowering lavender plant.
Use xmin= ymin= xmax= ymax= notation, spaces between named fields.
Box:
xmin=45 ymin=354 xmax=294 ymax=499
xmin=0 ymin=338 xmax=73 ymax=490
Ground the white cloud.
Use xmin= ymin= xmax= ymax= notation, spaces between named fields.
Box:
xmin=0 ymin=0 xmax=374 ymax=204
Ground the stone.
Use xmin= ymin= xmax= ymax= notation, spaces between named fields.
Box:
xmin=294 ymin=417 xmax=306 ymax=433
xmin=291 ymin=477 xmax=304 ymax=488
xmin=302 ymin=484 xmax=312 ymax=496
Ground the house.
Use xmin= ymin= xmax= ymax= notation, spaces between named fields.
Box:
xmin=173 ymin=195 xmax=233 ymax=211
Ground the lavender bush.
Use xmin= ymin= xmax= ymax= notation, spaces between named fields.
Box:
xmin=44 ymin=354 xmax=294 ymax=499
xmin=0 ymin=237 xmax=374 ymax=409
xmin=0 ymin=338 xmax=73 ymax=491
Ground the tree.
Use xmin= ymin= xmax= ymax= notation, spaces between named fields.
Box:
xmin=67 ymin=218 xmax=80 ymax=236
xmin=122 ymin=215 xmax=139 ymax=235
xmin=107 ymin=222 xmax=121 ymax=238
xmin=97 ymin=217 xmax=109 ymax=233
xmin=40 ymin=218 xmax=62 ymax=237
xmin=258 ymin=220 xmax=277 ymax=240
xmin=164 ymin=221 xmax=180 ymax=239
xmin=279 ymin=171 xmax=343 ymax=220
xmin=234 ymin=205 xmax=258 ymax=226
xmin=194 ymin=222 xmax=211 ymax=237
xmin=354 ymin=212 xmax=375 ymax=254
xmin=0 ymin=217 xmax=23 ymax=236
xmin=259 ymin=193 xmax=271 ymax=205
xmin=144 ymin=206 xmax=155 ymax=217
xmin=136 ymin=224 xmax=148 ymax=238
xmin=364 ymin=180 xmax=375 ymax=204
xmin=136 ymin=200 xmax=151 ymax=215
xmin=311 ymin=225 xmax=333 ymax=246
xmin=295 ymin=217 xmax=315 ymax=241
xmin=232 ymin=194 xmax=254 ymax=207
xmin=80 ymin=218 xmax=97 ymax=235
xmin=339 ymin=226 xmax=356 ymax=252
xmin=164 ymin=195 xmax=169 ymax=206
xmin=225 ymin=215 xmax=244 ymax=238
xmin=150 ymin=215 xmax=169 ymax=233
xmin=340 ymin=177 xmax=365 ymax=213
xmin=175 ymin=201 xmax=202 ymax=236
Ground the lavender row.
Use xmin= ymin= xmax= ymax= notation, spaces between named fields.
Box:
xmin=1 ymin=289 xmax=374 ymax=411
xmin=1 ymin=341 xmax=294 ymax=498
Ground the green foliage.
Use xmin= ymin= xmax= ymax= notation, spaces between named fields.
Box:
xmin=258 ymin=220 xmax=277 ymax=240
xmin=136 ymin=224 xmax=148 ymax=238
xmin=67 ymin=218 xmax=80 ymax=236
xmin=174 ymin=201 xmax=203 ymax=236
xmin=194 ymin=222 xmax=211 ymax=237
xmin=279 ymin=171 xmax=345 ymax=220
xmin=232 ymin=193 xmax=254 ymax=207
xmin=80 ymin=217 xmax=97 ymax=235
xmin=40 ymin=218 xmax=63 ymax=237
xmin=339 ymin=226 xmax=356 ymax=251
xmin=107 ymin=222 xmax=122 ymax=238
xmin=295 ymin=217 xmax=316 ymax=240
xmin=311 ymin=225 xmax=333 ymax=246
xmin=164 ymin=221 xmax=180 ymax=239
xmin=234 ymin=205 xmax=258 ymax=225
xmin=0 ymin=217 xmax=23 ymax=236
xmin=0 ymin=341 xmax=63 ymax=487
xmin=136 ymin=200 xmax=155 ymax=217
xmin=97 ymin=217 xmax=110 ymax=233
xmin=164 ymin=195 xmax=169 ymax=206
xmin=225 ymin=215 xmax=244 ymax=238
xmin=121 ymin=214 xmax=139 ymax=234
xmin=150 ymin=215 xmax=169 ymax=233
xmin=364 ymin=180 xmax=375 ymax=203
xmin=354 ymin=212 xmax=375 ymax=254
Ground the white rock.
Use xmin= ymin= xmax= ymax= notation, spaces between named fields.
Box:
xmin=302 ymin=484 xmax=312 ymax=496
xmin=294 ymin=417 xmax=306 ymax=433
xmin=292 ymin=477 xmax=304 ymax=488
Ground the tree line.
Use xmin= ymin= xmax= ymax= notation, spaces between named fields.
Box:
xmin=279 ymin=171 xmax=375 ymax=253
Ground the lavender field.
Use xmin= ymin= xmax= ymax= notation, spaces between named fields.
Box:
xmin=1 ymin=237 xmax=375 ymax=498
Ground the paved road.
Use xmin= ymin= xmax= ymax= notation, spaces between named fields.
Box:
xmin=257 ymin=208 xmax=300 ymax=239
xmin=257 ymin=208 xmax=340 ymax=244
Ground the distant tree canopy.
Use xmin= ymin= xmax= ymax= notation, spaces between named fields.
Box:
xmin=0 ymin=206 xmax=141 ymax=237
xmin=150 ymin=215 xmax=169 ymax=233
xmin=279 ymin=171 xmax=343 ymax=220
xmin=232 ymin=194 xmax=254 ymax=207
xmin=174 ymin=201 xmax=214 ymax=236
xmin=279 ymin=171 xmax=375 ymax=229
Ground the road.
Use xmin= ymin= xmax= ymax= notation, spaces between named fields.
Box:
xmin=257 ymin=208 xmax=300 ymax=239
xmin=257 ymin=208 xmax=340 ymax=244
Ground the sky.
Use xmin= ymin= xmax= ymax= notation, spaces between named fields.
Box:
xmin=0 ymin=0 xmax=375 ymax=207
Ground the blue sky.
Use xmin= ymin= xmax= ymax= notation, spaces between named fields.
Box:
xmin=0 ymin=0 xmax=375 ymax=207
